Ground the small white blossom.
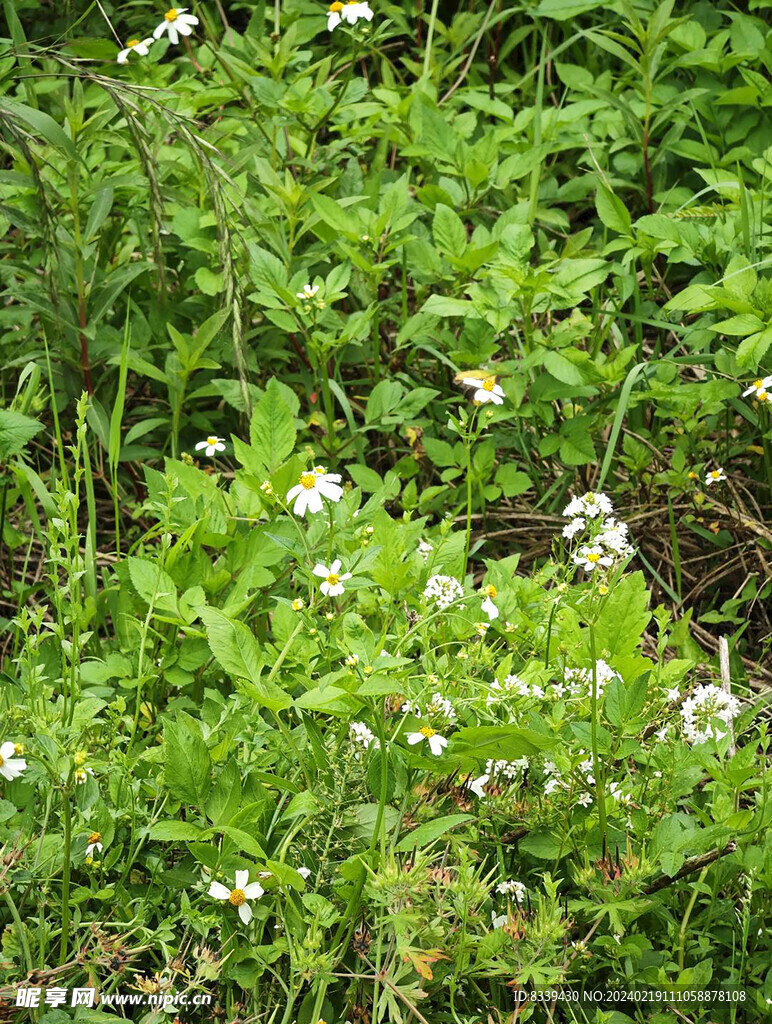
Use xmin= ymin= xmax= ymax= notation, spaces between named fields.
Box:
xmin=562 ymin=517 xmax=585 ymax=540
xmin=296 ymin=284 xmax=319 ymax=300
xmin=349 ymin=721 xmax=378 ymax=750
xmin=208 ymin=870 xmax=264 ymax=925
xmin=423 ymin=574 xmax=464 ymax=610
xmin=117 ymin=37 xmax=153 ymax=63
xmin=0 ymin=742 xmax=26 ymax=782
xmin=406 ymin=726 xmax=448 ymax=756
xmin=153 ymin=7 xmax=199 ymax=45
xmin=496 ymin=879 xmax=526 ymax=900
xmin=680 ymin=684 xmax=741 ymax=746
xmin=195 ymin=435 xmax=226 ymax=457
xmin=286 ymin=467 xmax=343 ymax=517
xmin=313 ymin=558 xmax=352 ymax=597
xmin=742 ymin=376 xmax=772 ymax=402
xmin=85 ymin=831 xmax=103 ymax=859
xmin=705 ymin=467 xmax=726 ymax=486
xmin=573 ymin=545 xmax=613 ymax=572
xmin=327 ymin=0 xmax=373 ymax=31
xmin=460 ymin=376 xmax=505 ymax=405
xmin=480 ymin=584 xmax=499 ymax=620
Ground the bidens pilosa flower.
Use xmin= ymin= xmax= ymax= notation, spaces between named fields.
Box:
xmin=407 ymin=726 xmax=448 ymax=757
xmin=480 ymin=584 xmax=499 ymax=620
xmin=153 ymin=7 xmax=200 ymax=44
xmin=460 ymin=376 xmax=505 ymax=405
xmin=0 ymin=741 xmax=26 ymax=782
xmin=313 ymin=559 xmax=352 ymax=597
xmin=117 ymin=38 xmax=153 ymax=63
xmin=208 ymin=870 xmax=264 ymax=924
xmin=327 ymin=0 xmax=374 ymax=32
xmin=743 ymin=376 xmax=772 ymax=403
xmin=195 ymin=436 xmax=226 ymax=457
xmin=286 ymin=466 xmax=343 ymax=517
xmin=705 ymin=467 xmax=726 ymax=486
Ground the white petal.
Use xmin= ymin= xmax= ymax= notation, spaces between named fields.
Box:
xmin=215 ymin=442 xmax=226 ymax=452
xmin=297 ymin=867 xmax=312 ymax=879
xmin=320 ymin=581 xmax=331 ymax=596
xmin=293 ymin=490 xmax=310 ymax=516
xmin=153 ymin=23 xmax=168 ymax=39
xmin=238 ymin=902 xmax=253 ymax=924
xmin=339 ymin=573 xmax=352 ymax=581
xmin=406 ymin=732 xmax=424 ymax=746
xmin=428 ymin=734 xmax=447 ymax=756
xmin=328 ymin=12 xmax=341 ymax=30
xmin=286 ymin=484 xmax=303 ymax=502
xmin=0 ymin=765 xmax=10 ymax=781
xmin=117 ymin=49 xmax=131 ymax=63
xmin=167 ymin=25 xmax=179 ymax=44
xmin=0 ymin=743 xmax=14 ymax=759
xmin=328 ymin=583 xmax=344 ymax=597
xmin=305 ymin=489 xmax=324 ymax=514
xmin=135 ymin=43 xmax=151 ymax=55
xmin=313 ymin=563 xmax=330 ymax=578
xmin=469 ymin=773 xmax=488 ymax=798
xmin=208 ymin=881 xmax=230 ymax=900
xmin=176 ymin=21 xmax=194 ymax=36
xmin=330 ymin=559 xmax=341 ymax=574
xmin=234 ymin=869 xmax=249 ymax=890
xmin=317 ymin=481 xmax=342 ymax=502
xmin=489 ymin=393 xmax=504 ymax=405
xmin=243 ymin=882 xmax=264 ymax=899
xmin=179 ymin=13 xmax=199 ymax=25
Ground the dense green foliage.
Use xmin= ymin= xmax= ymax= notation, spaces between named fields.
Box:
xmin=0 ymin=0 xmax=771 ymax=1021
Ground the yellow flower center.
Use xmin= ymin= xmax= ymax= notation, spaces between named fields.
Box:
xmin=485 ymin=584 xmax=497 ymax=598
xmin=586 ymin=553 xmax=601 ymax=563
xmin=14 ymin=744 xmax=23 ymax=755
xmin=710 ymin=471 xmax=720 ymax=479
xmin=754 ymin=379 xmax=763 ymax=389
xmin=88 ymin=832 xmax=101 ymax=844
xmin=420 ymin=726 xmax=435 ymax=738
xmin=0 ymin=756 xmax=4 ymax=767
xmin=207 ymin=436 xmax=218 ymax=446
xmin=75 ymin=769 xmax=87 ymax=782
xmin=329 ymin=2 xmax=343 ymax=9
xmin=759 ymin=390 xmax=767 ymax=401
xmin=482 ymin=378 xmax=495 ymax=391
xmin=229 ymin=888 xmax=246 ymax=906
xmin=127 ymin=39 xmax=140 ymax=48
xmin=164 ymin=9 xmax=179 ymax=21
xmin=326 ymin=573 xmax=339 ymax=585
xmin=300 ymin=473 xmax=317 ymax=490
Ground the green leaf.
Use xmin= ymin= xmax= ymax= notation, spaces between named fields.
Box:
xmin=595 ymin=184 xmax=632 ymax=235
xmin=249 ymin=380 xmax=296 ymax=472
xmin=593 ymin=572 xmax=651 ymax=657
xmin=708 ymin=314 xmax=765 ymax=336
xmin=201 ymin=607 xmax=263 ymax=682
xmin=0 ymin=409 xmax=43 ymax=460
xmin=148 ymin=820 xmax=204 ymax=841
xmin=396 ymin=814 xmax=474 ymax=851
xmin=494 ymin=465 xmax=532 ymax=497
xmin=421 ymin=294 xmax=479 ymax=318
xmin=451 ymin=725 xmax=554 ymax=762
xmin=433 ymin=204 xmax=467 ymax=257
xmin=164 ymin=719 xmax=211 ymax=809
xmin=737 ymin=326 xmax=772 ymax=369
xmin=127 ymin=557 xmax=179 ymax=615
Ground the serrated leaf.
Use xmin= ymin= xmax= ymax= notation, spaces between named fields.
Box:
xmin=433 ymin=204 xmax=467 ymax=258
xmin=396 ymin=814 xmax=474 ymax=851
xmin=127 ymin=557 xmax=179 ymax=615
xmin=0 ymin=409 xmax=43 ymax=460
xmin=164 ymin=719 xmax=211 ymax=809
xmin=249 ymin=380 xmax=296 ymax=472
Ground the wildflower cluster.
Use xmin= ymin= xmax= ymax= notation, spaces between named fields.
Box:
xmin=680 ymin=684 xmax=742 ymax=746
xmin=562 ymin=491 xmax=633 ymax=574
xmin=117 ymin=8 xmax=199 ymax=63
xmin=467 ymin=757 xmax=528 ymax=798
xmin=423 ymin=574 xmax=464 ymax=610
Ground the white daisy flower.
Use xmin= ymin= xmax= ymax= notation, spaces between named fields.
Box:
xmin=576 ymin=791 xmax=593 ymax=807
xmin=349 ymin=721 xmax=378 ymax=750
xmin=345 ymin=653 xmax=359 ymax=667
xmin=117 ymin=37 xmax=153 ymax=63
xmin=467 ymin=772 xmax=489 ymax=798
xmin=572 ymin=545 xmax=613 ymax=572
xmin=208 ymin=870 xmax=264 ymax=925
xmin=654 ymin=724 xmax=670 ymax=742
xmin=460 ymin=376 xmax=505 ymax=405
xmin=296 ymin=284 xmax=319 ymax=300
xmin=195 ymin=435 xmax=226 ymax=457
xmin=406 ymin=726 xmax=448 ymax=757
xmin=0 ymin=742 xmax=26 ymax=782
xmin=85 ymin=831 xmax=103 ymax=858
xmin=327 ymin=0 xmax=373 ymax=31
xmin=74 ymin=767 xmax=94 ymax=784
xmin=313 ymin=559 xmax=352 ymax=597
xmin=480 ymin=584 xmax=499 ymax=621
xmin=153 ymin=7 xmax=200 ymax=45
xmin=742 ymin=376 xmax=772 ymax=401
xmin=286 ymin=468 xmax=343 ymax=517
xmin=705 ymin=467 xmax=726 ymax=486
xmin=665 ymin=687 xmax=680 ymax=702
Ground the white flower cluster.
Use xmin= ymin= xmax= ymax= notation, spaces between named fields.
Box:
xmin=562 ymin=492 xmax=634 ymax=572
xmin=327 ymin=0 xmax=374 ymax=32
xmin=486 ymin=674 xmax=544 ymax=705
xmin=349 ymin=721 xmax=378 ymax=750
xmin=543 ymin=758 xmax=592 ymax=807
xmin=467 ymin=757 xmax=528 ymax=798
xmin=117 ymin=8 xmax=199 ymax=63
xmin=402 ymin=693 xmax=455 ymax=722
xmin=423 ymin=574 xmax=464 ymax=610
xmin=496 ymin=879 xmax=526 ymax=899
xmin=743 ymin=376 xmax=772 ymax=405
xmin=558 ymin=659 xmax=617 ymax=700
xmin=680 ymin=684 xmax=742 ymax=746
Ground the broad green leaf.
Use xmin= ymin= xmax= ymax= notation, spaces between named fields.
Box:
xmin=249 ymin=380 xmax=296 ymax=471
xmin=127 ymin=557 xmax=179 ymax=615
xmin=595 ymin=184 xmax=631 ymax=235
xmin=164 ymin=719 xmax=211 ymax=808
xmin=593 ymin=572 xmax=651 ymax=657
xmin=201 ymin=607 xmax=263 ymax=682
xmin=433 ymin=204 xmax=467 ymax=258
xmin=148 ymin=820 xmax=204 ymax=841
xmin=396 ymin=814 xmax=474 ymax=851
xmin=0 ymin=409 xmax=43 ymax=460
xmin=737 ymin=326 xmax=772 ymax=369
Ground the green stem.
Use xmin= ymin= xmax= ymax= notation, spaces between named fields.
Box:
xmin=423 ymin=0 xmax=441 ymax=76
xmin=5 ymin=890 xmax=33 ymax=974
xmin=589 ymin=624 xmax=607 ymax=851
xmin=678 ymin=867 xmax=709 ymax=972
xmin=59 ymin=791 xmax=72 ymax=964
